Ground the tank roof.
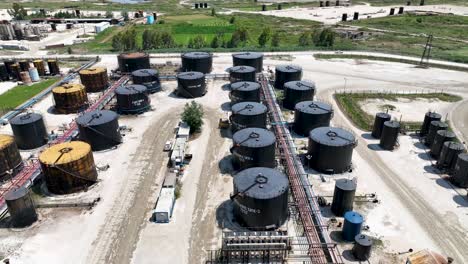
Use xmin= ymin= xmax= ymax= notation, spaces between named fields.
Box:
xmin=182 ymin=52 xmax=211 ymax=59
xmin=177 ymin=71 xmax=204 ymax=80
xmin=39 ymin=141 xmax=91 ymax=165
xmin=344 ymin=211 xmax=363 ymax=223
xmin=5 ymin=186 xmax=29 ymax=201
xmin=335 ymin=178 xmax=356 ymax=191
xmin=295 ymin=101 xmax=332 ymax=114
xmin=436 ymin=130 xmax=455 ymax=138
xmin=33 ymin=59 xmax=43 ymax=63
xmin=132 ymin=69 xmax=158 ymax=77
xmin=10 ymin=112 xmax=42 ymax=125
xmin=53 ymin=83 xmax=85 ymax=94
xmin=229 ymin=65 xmax=256 ymax=73
xmin=284 ymin=80 xmax=315 ymax=91
xmin=354 ymin=234 xmax=372 ymax=246
xmin=231 ymin=81 xmax=260 ymax=91
xmin=376 ymin=112 xmax=391 ymax=119
xmin=119 ymin=52 xmax=148 ymax=59
xmin=234 ymin=167 xmax=288 ymax=199
xmin=0 ymin=134 xmax=14 ymax=149
xmin=430 ymin=120 xmax=448 ymax=128
xmin=426 ymin=112 xmax=442 ymax=119
xmin=384 ymin=120 xmax=400 ymax=128
xmin=79 ymin=67 xmax=106 ymax=75
xmin=233 ymin=128 xmax=276 ymax=148
xmin=232 ymin=102 xmax=267 ymax=115
xmin=310 ymin=127 xmax=355 ymax=147
xmin=116 ymin=84 xmax=147 ymax=95
xmin=233 ymin=52 xmax=263 ymax=59
xmin=458 ymin=153 xmax=468 ymax=162
xmin=77 ymin=110 xmax=118 ymax=126
xmin=276 ymin=65 xmax=302 ymax=72
xmin=444 ymin=141 xmax=465 ymax=151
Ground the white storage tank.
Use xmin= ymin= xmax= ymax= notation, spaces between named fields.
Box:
xmin=95 ymin=22 xmax=110 ymax=33
xmin=153 ymin=187 xmax=176 ymax=223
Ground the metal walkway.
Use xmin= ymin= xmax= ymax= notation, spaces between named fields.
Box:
xmin=258 ymin=74 xmax=344 ymax=264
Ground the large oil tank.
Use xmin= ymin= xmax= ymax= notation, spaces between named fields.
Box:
xmin=131 ymin=69 xmax=161 ymax=93
xmin=353 ymin=234 xmax=373 ymax=261
xmin=371 ymin=112 xmax=391 ymax=139
xmin=342 ymin=211 xmax=363 ymax=241
xmin=379 ymin=121 xmax=400 ymax=150
xmin=453 ymin=153 xmax=468 ymax=188
xmin=28 ymin=67 xmax=40 ymax=82
xmin=9 ymin=113 xmax=48 ymax=150
xmin=181 ymin=52 xmax=213 ymax=74
xmin=33 ymin=60 xmax=46 ymax=76
xmin=331 ymin=178 xmax=356 ymax=217
xmin=437 ymin=142 xmax=465 ymax=171
xmin=293 ymin=101 xmax=333 ymax=137
xmin=274 ymin=65 xmax=302 ymax=90
xmin=10 ymin=63 xmax=21 ymax=80
xmin=47 ymin=59 xmax=60 ymax=75
xmin=425 ymin=120 xmax=448 ymax=147
xmin=20 ymin=71 xmax=31 ymax=84
xmin=420 ymin=112 xmax=442 ymax=136
xmin=118 ymin=52 xmax=151 ymax=73
xmin=230 ymin=102 xmax=267 ymax=132
xmin=19 ymin=60 xmax=30 ymax=71
xmin=0 ymin=64 xmax=8 ymax=81
xmin=228 ymin=65 xmax=256 ymax=83
xmin=77 ymin=110 xmax=122 ymax=151
xmin=39 ymin=141 xmax=98 ymax=194
xmin=5 ymin=186 xmax=37 ymax=227
xmin=232 ymin=167 xmax=289 ymax=230
xmin=176 ymin=71 xmax=206 ymax=98
xmin=232 ymin=52 xmax=264 ymax=73
xmin=282 ymin=80 xmax=316 ymax=110
xmin=232 ymin=128 xmax=276 ymax=170
xmin=430 ymin=130 xmax=456 ymax=159
xmin=79 ymin=67 xmax=109 ymax=93
xmin=115 ymin=84 xmax=150 ymax=114
xmin=53 ymin=83 xmax=88 ymax=114
xmin=0 ymin=135 xmax=23 ymax=181
xmin=307 ymin=127 xmax=356 ymax=174
xmin=4 ymin=60 xmax=16 ymax=78
xmin=229 ymin=81 xmax=261 ymax=105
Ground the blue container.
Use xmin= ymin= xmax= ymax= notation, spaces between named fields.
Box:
xmin=28 ymin=67 xmax=40 ymax=82
xmin=146 ymin=15 xmax=154 ymax=25
xmin=342 ymin=211 xmax=363 ymax=241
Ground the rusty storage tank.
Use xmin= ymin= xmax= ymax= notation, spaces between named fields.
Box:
xmin=342 ymin=211 xmax=363 ymax=241
xmin=308 ymin=127 xmax=356 ymax=174
xmin=176 ymin=71 xmax=206 ymax=98
xmin=53 ymin=84 xmax=88 ymax=114
xmin=0 ymin=64 xmax=8 ymax=81
xmin=10 ymin=63 xmax=21 ymax=80
xmin=283 ymin=80 xmax=316 ymax=110
xmin=79 ymin=67 xmax=109 ymax=92
xmin=19 ymin=60 xmax=30 ymax=71
xmin=181 ymin=52 xmax=213 ymax=74
xmin=4 ymin=60 xmax=16 ymax=79
xmin=39 ymin=141 xmax=98 ymax=194
xmin=353 ymin=234 xmax=373 ymax=261
xmin=0 ymin=135 xmax=23 ymax=181
xmin=232 ymin=128 xmax=276 ymax=170
xmin=425 ymin=121 xmax=448 ymax=147
xmin=228 ymin=66 xmax=256 ymax=83
xmin=293 ymin=101 xmax=333 ymax=137
xmin=131 ymin=69 xmax=161 ymax=93
xmin=33 ymin=60 xmax=46 ymax=76
xmin=77 ymin=110 xmax=122 ymax=151
xmin=331 ymin=178 xmax=356 ymax=217
xmin=371 ymin=112 xmax=391 ymax=138
xmin=5 ymin=186 xmax=37 ymax=227
xmin=430 ymin=130 xmax=456 ymax=159
xmin=115 ymin=84 xmax=150 ymax=114
xmin=10 ymin=113 xmax=48 ymax=150
xmin=230 ymin=102 xmax=267 ymax=132
xmin=437 ymin=142 xmax=465 ymax=171
xmin=47 ymin=59 xmax=60 ymax=75
xmin=379 ymin=121 xmax=400 ymax=150
xmin=232 ymin=167 xmax=289 ymax=230
xmin=274 ymin=65 xmax=302 ymax=90
xmin=420 ymin=112 xmax=441 ymax=136
xmin=118 ymin=52 xmax=150 ymax=73
xmin=453 ymin=153 xmax=468 ymax=188
xmin=19 ymin=71 xmax=31 ymax=84
xmin=230 ymin=81 xmax=261 ymax=105
xmin=232 ymin=52 xmax=264 ymax=73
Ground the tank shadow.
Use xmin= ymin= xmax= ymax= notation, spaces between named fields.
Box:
xmin=218 ymin=155 xmax=234 ymax=175
xmin=413 ymin=141 xmax=428 ymax=150
xmin=319 ymin=206 xmax=334 ymax=218
xmin=221 ymin=102 xmax=231 ymax=112
xmin=221 ymin=83 xmax=231 ymax=91
xmin=453 ymin=195 xmax=468 ymax=207
xmin=361 ymin=133 xmax=375 ymax=140
xmin=219 ymin=127 xmax=232 ymax=139
xmin=341 ymin=249 xmax=357 ymax=262
xmin=435 ymin=177 xmax=455 ymax=190
xmin=0 ymin=216 xmax=11 ymax=228
xmin=423 ymin=164 xmax=439 ymax=174
xmin=329 ymin=230 xmax=345 ymax=243
xmin=367 ymin=143 xmax=385 ymax=152
xmin=215 ymin=200 xmax=250 ymax=232
xmin=418 ymin=152 xmax=434 ymax=161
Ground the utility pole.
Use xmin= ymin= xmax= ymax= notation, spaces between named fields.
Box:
xmin=419 ymin=34 xmax=433 ymax=68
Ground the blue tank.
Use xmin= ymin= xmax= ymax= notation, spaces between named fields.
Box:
xmin=28 ymin=67 xmax=40 ymax=82
xmin=342 ymin=211 xmax=363 ymax=241
xmin=147 ymin=15 xmax=154 ymax=24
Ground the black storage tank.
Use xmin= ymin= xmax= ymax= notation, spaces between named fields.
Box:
xmin=229 ymin=81 xmax=261 ymax=105
xmin=115 ymin=84 xmax=150 ymax=114
xmin=232 ymin=52 xmax=264 ymax=73
xmin=437 ymin=142 xmax=465 ymax=170
xmin=453 ymin=153 xmax=468 ymax=188
xmin=430 ymin=130 xmax=456 ymax=159
xmin=371 ymin=112 xmax=391 ymax=139
xmin=353 ymin=234 xmax=373 ymax=261
xmin=283 ymin=80 xmax=316 ymax=110
xmin=181 ymin=52 xmax=212 ymax=74
xmin=0 ymin=135 xmax=23 ymax=181
xmin=132 ymin=69 xmax=161 ymax=93
xmin=420 ymin=112 xmax=442 ymax=136
xmin=10 ymin=113 xmax=48 ymax=150
xmin=293 ymin=101 xmax=333 ymax=137
xmin=230 ymin=102 xmax=267 ymax=132
xmin=0 ymin=64 xmax=9 ymax=81
xmin=77 ymin=110 xmax=122 ymax=151
xmin=232 ymin=128 xmax=276 ymax=170
xmin=118 ymin=52 xmax=151 ymax=73
xmin=4 ymin=60 xmax=16 ymax=79
xmin=308 ymin=127 xmax=356 ymax=174
xmin=331 ymin=178 xmax=356 ymax=217
xmin=379 ymin=121 xmax=400 ymax=150
xmin=232 ymin=167 xmax=289 ymax=230
xmin=5 ymin=186 xmax=38 ymax=227
xmin=425 ymin=120 xmax=448 ymax=147
xmin=228 ymin=65 xmax=256 ymax=83
xmin=274 ymin=65 xmax=302 ymax=90
xmin=176 ymin=71 xmax=206 ymax=98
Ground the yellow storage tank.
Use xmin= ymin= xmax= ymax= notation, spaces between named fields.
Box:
xmin=79 ymin=67 xmax=109 ymax=93
xmin=33 ymin=60 xmax=46 ymax=76
xmin=0 ymin=134 xmax=23 ymax=181
xmin=39 ymin=141 xmax=98 ymax=194
xmin=52 ymin=83 xmax=88 ymax=114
